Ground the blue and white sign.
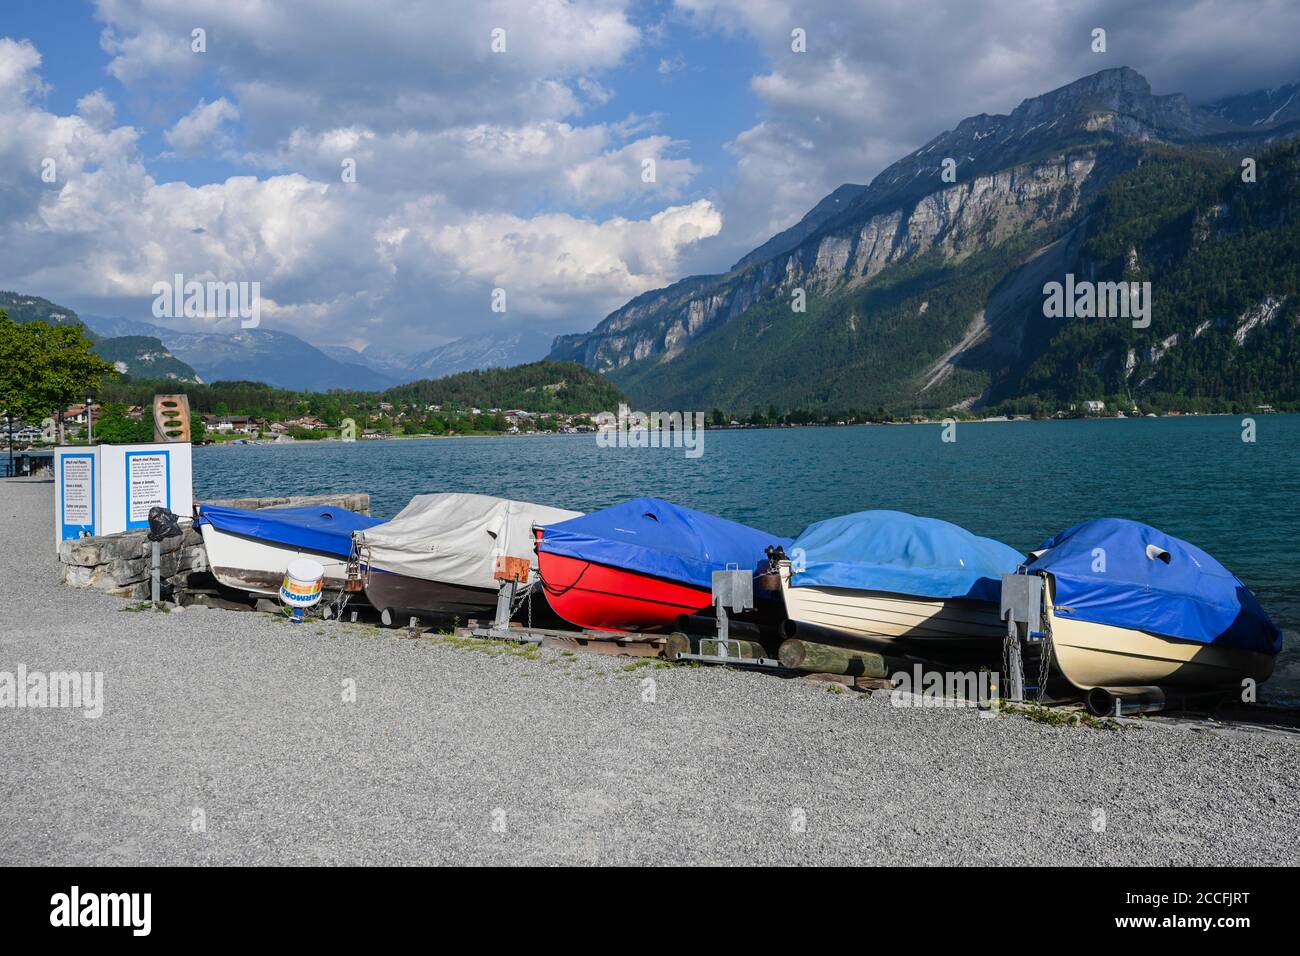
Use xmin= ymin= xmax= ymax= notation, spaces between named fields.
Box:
xmin=58 ymin=452 xmax=96 ymax=541
xmin=124 ymin=449 xmax=171 ymax=530
xmin=54 ymin=442 xmax=193 ymax=549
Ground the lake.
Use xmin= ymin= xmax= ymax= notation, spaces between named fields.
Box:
xmin=193 ymin=414 xmax=1300 ymax=702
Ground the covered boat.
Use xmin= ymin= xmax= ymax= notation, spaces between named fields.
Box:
xmin=1023 ymin=518 xmax=1280 ymax=690
xmin=776 ymin=510 xmax=1024 ymax=652
xmin=195 ymin=503 xmax=382 ymax=596
xmin=535 ymin=497 xmax=792 ymax=632
xmin=353 ymin=493 xmax=582 ymax=622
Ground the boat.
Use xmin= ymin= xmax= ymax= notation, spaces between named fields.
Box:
xmin=535 ymin=497 xmax=792 ymax=633
xmin=195 ymin=503 xmax=383 ymax=596
xmin=1022 ymin=518 xmax=1280 ymax=691
xmin=352 ymin=493 xmax=582 ymax=622
xmin=773 ymin=510 xmax=1023 ymax=654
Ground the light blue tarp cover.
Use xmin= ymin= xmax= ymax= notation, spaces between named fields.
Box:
xmin=538 ymin=496 xmax=792 ymax=590
xmin=196 ymin=504 xmax=381 ymax=558
xmin=788 ymin=510 xmax=1024 ymax=602
xmin=1025 ymin=518 xmax=1281 ymax=654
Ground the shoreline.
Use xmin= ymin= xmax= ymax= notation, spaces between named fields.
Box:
xmin=5 ymin=479 xmax=1298 ymax=865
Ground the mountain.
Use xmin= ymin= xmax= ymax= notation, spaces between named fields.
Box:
xmin=1204 ymin=81 xmax=1300 ymax=130
xmin=0 ymin=291 xmax=88 ymax=332
xmin=322 ymin=331 xmax=553 ymax=382
xmin=81 ymin=316 xmax=399 ymax=391
xmin=92 ymin=335 xmax=201 ymax=383
xmin=318 ymin=345 xmax=413 ymax=378
xmin=551 ymin=68 xmax=1300 ymax=412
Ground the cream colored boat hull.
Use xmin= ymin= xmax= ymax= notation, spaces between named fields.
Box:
xmin=1045 ymin=578 xmax=1276 ymax=691
xmin=778 ymin=563 xmax=1004 ymax=651
xmin=199 ymin=523 xmax=352 ymax=596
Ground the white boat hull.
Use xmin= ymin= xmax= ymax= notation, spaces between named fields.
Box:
xmin=199 ymin=523 xmax=352 ymax=596
xmin=777 ymin=562 xmax=1005 ymax=651
xmin=1044 ymin=577 xmax=1276 ymax=691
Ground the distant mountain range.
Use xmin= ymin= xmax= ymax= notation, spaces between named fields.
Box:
xmin=319 ymin=331 xmax=553 ymax=382
xmin=80 ymin=315 xmax=396 ymax=391
xmin=3 ymin=287 xmax=560 ymax=393
xmin=76 ymin=317 xmax=551 ymax=391
xmin=550 ymin=67 xmax=1300 ymax=412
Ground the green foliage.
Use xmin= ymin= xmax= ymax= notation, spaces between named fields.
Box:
xmin=95 ymin=359 xmax=624 ymax=420
xmin=92 ymin=402 xmax=153 ymax=444
xmin=0 ymin=313 xmax=117 ymax=421
xmin=384 ymin=360 xmax=624 ymax=413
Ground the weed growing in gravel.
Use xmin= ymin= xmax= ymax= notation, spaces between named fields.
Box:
xmin=1009 ymin=702 xmax=1121 ymax=731
xmin=120 ymin=600 xmax=164 ymax=612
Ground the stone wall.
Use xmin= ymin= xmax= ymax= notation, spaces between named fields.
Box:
xmin=58 ymin=492 xmax=371 ymax=600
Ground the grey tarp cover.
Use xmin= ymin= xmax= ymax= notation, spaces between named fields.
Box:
xmin=354 ymin=492 xmax=582 ymax=589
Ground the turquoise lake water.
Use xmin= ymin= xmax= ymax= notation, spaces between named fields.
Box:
xmin=193 ymin=415 xmax=1300 ymax=700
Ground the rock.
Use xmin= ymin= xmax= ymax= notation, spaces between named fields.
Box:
xmin=58 ymin=493 xmax=366 ymax=600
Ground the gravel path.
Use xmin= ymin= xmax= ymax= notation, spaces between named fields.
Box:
xmin=2 ymin=479 xmax=1298 ymax=865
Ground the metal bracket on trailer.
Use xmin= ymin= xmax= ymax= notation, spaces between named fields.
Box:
xmin=672 ymin=567 xmax=781 ymax=668
xmin=469 ymin=556 xmax=543 ymax=642
xmin=999 ymin=572 xmax=1046 ymax=702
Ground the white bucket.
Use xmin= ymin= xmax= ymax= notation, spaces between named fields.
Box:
xmin=280 ymin=557 xmax=324 ymax=608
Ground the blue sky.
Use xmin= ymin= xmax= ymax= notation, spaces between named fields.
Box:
xmin=5 ymin=0 xmax=766 ymax=211
xmin=2 ymin=1 xmax=1299 ymax=352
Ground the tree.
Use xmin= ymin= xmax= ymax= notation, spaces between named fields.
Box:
xmin=93 ymin=402 xmax=153 ymax=444
xmin=0 ymin=313 xmax=117 ymax=427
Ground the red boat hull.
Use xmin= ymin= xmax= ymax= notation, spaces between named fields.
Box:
xmin=536 ymin=548 xmax=712 ymax=633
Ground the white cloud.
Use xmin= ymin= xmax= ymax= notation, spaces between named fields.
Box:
xmin=75 ymin=90 xmax=117 ymax=130
xmin=164 ymin=97 xmax=239 ymax=154
xmin=94 ymin=0 xmax=642 ymax=140
xmin=381 ymin=198 xmax=722 ymax=320
xmin=564 ymin=135 xmax=700 ymax=205
xmin=0 ymin=37 xmax=719 ymax=348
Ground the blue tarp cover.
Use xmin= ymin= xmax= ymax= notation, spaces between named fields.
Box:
xmin=1025 ymin=518 xmax=1281 ymax=653
xmin=196 ymin=504 xmax=381 ymax=558
xmin=538 ymin=496 xmax=792 ymax=590
xmin=789 ymin=510 xmax=1024 ymax=602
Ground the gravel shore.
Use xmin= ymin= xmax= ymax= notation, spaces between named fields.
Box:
xmin=2 ymin=479 xmax=1297 ymax=865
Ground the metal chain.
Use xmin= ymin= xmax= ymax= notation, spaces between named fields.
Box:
xmin=1002 ymin=622 xmax=1012 ymax=700
xmin=329 ymin=586 xmax=350 ymax=622
xmin=1036 ymin=599 xmax=1056 ymax=704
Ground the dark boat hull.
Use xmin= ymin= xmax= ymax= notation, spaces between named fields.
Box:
xmin=363 ymin=569 xmax=497 ymax=622
xmin=362 ymin=568 xmax=570 ymax=628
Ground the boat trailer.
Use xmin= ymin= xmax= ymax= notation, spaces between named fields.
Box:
xmin=668 ymin=567 xmax=782 ymax=669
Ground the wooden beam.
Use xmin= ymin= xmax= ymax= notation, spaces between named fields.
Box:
xmin=778 ymin=639 xmax=909 ymax=677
